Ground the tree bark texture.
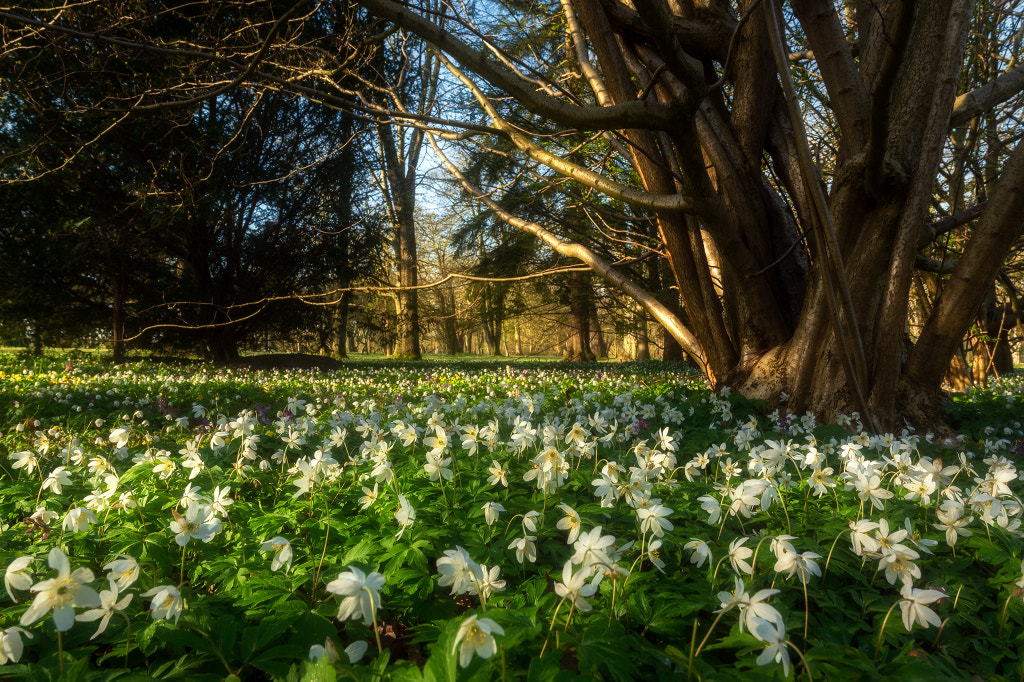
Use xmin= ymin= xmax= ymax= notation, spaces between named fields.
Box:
xmin=379 ymin=121 xmax=423 ymax=360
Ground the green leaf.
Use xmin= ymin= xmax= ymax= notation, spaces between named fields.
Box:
xmin=575 ymin=621 xmax=637 ymax=682
xmin=300 ymin=655 xmax=337 ymax=682
xmin=342 ymin=539 xmax=378 ymax=566
xmin=215 ymin=614 xmax=240 ymax=659
xmin=527 ymin=650 xmax=576 ymax=682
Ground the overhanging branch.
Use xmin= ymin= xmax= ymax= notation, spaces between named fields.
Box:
xmin=949 ymin=64 xmax=1024 ymax=128
xmin=435 ymin=51 xmax=712 ymax=216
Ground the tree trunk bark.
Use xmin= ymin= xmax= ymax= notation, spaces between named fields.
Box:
xmin=395 ymin=201 xmax=421 ymax=359
xmin=377 ymin=122 xmax=423 ymax=360
xmin=592 ymin=322 xmax=607 ymax=359
xmin=562 ymin=273 xmax=596 ymax=361
xmin=332 ymin=291 xmax=351 ymax=358
xmin=946 ymin=349 xmax=973 ymax=390
xmin=634 ymin=306 xmax=650 ymax=361
xmin=207 ymin=324 xmax=240 ymax=362
xmin=111 ymin=277 xmax=126 ymax=364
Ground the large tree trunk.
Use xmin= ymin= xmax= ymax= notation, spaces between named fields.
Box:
xmin=366 ymin=0 xmax=1024 ymax=430
xmin=435 ymin=285 xmax=461 ymax=354
xmin=377 ymin=121 xmax=424 ymax=360
xmin=480 ymin=285 xmax=504 ymax=356
xmin=562 ymin=273 xmax=596 ymax=361
xmin=657 ymin=258 xmax=684 ymax=361
xmin=206 ymin=322 xmax=240 ymax=362
xmin=110 ymin=275 xmax=126 ymax=364
xmin=395 ymin=212 xmax=421 ymax=359
xmin=103 ymin=228 xmax=130 ymax=364
xmin=946 ymin=348 xmax=974 ymax=391
xmin=592 ymin=319 xmax=607 ymax=359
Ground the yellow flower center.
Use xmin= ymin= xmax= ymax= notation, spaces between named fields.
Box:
xmin=464 ymin=624 xmax=486 ymax=648
xmin=52 ymin=577 xmax=76 ymax=605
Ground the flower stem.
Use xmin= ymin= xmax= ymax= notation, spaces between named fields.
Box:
xmin=608 ymin=581 xmax=617 ymax=627
xmin=364 ymin=586 xmax=383 ymax=653
xmin=58 ymin=630 xmax=65 ymax=676
xmin=692 ymin=607 xmax=731 ymax=668
xmin=787 ymin=640 xmax=813 ymax=681
xmin=539 ymin=598 xmax=566 ymax=658
xmin=1000 ymin=593 xmax=1013 ymax=637
xmin=122 ymin=613 xmax=132 ymax=667
xmin=687 ymin=618 xmax=698 ymax=681
xmin=563 ymin=599 xmax=577 ymax=632
xmin=874 ymin=601 xmax=900 ymax=660
xmin=312 ymin=514 xmax=332 ymax=603
xmin=750 ymin=535 xmax=770 ymax=576
xmin=801 ymin=576 xmax=810 ymax=641
xmin=822 ymin=530 xmax=846 ymax=579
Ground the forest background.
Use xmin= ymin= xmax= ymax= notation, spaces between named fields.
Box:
xmin=2 ymin=0 xmax=1024 ymax=431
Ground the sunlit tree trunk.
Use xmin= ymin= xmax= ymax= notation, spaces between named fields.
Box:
xmin=378 ymin=131 xmax=422 ymax=359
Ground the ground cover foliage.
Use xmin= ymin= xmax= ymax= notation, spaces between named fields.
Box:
xmin=0 ymin=354 xmax=1023 ymax=681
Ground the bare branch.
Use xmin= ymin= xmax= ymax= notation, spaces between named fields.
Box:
xmin=918 ymin=200 xmax=989 ymax=247
xmin=949 ymin=63 xmax=1024 ymax=128
xmin=436 ymin=51 xmax=712 ymax=216
xmin=355 ymin=0 xmax=687 ymax=131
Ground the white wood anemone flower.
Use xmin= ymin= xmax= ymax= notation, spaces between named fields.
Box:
xmin=0 ymin=626 xmax=32 ymax=664
xmin=326 ymin=566 xmax=386 ymax=626
xmin=75 ymin=578 xmax=132 ymax=639
xmin=20 ymin=548 xmax=101 ymax=631
xmin=5 ymin=556 xmax=35 ymax=601
xmin=899 ymin=584 xmax=946 ymax=631
xmin=142 ymin=585 xmax=183 ymax=624
xmin=260 ymin=537 xmax=293 ymax=573
xmin=453 ymin=615 xmax=504 ymax=668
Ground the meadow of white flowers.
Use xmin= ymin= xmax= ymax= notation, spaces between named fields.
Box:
xmin=1 ymin=356 xmax=1022 ymax=679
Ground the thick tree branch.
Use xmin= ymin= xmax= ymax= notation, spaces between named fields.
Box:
xmin=355 ymin=0 xmax=687 ymax=131
xmin=789 ymin=0 xmax=870 ymax=152
xmin=918 ymin=200 xmax=988 ymax=247
xmin=907 ymin=137 xmax=1024 ymax=391
xmin=767 ymin=0 xmax=876 ymax=431
xmin=436 ymin=52 xmax=713 ymax=216
xmin=863 ymin=0 xmax=915 ymax=200
xmin=868 ymin=0 xmax=974 ymax=424
xmin=949 ymin=63 xmax=1024 ymax=128
xmin=559 ymin=0 xmax=612 ymax=107
xmin=915 ymin=254 xmax=956 ymax=274
xmin=597 ymin=0 xmax=734 ymax=63
xmin=630 ymin=0 xmax=706 ymax=114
